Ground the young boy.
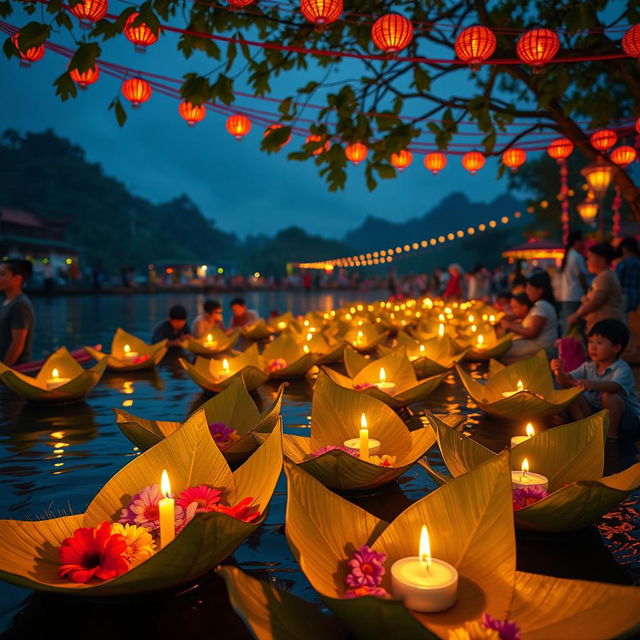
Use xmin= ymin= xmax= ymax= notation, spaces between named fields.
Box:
xmin=151 ymin=305 xmax=191 ymax=348
xmin=551 ymin=319 xmax=640 ymax=440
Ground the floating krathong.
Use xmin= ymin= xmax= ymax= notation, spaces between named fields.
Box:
xmin=262 ymin=333 xmax=317 ymax=379
xmin=84 ymin=328 xmax=167 ymax=371
xmin=186 ymin=327 xmax=240 ymax=356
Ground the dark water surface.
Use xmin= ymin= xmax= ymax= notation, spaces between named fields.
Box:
xmin=0 ymin=291 xmax=638 ymax=638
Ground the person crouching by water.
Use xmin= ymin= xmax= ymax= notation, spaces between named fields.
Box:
xmin=152 ymin=305 xmax=191 ymax=349
xmin=0 ymin=259 xmax=35 ymax=366
xmin=191 ymin=299 xmax=224 ymax=338
xmin=229 ymin=297 xmax=259 ymax=329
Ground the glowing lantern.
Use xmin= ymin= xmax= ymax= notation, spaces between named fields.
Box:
xmin=547 ymin=137 xmax=573 ymax=162
xmin=371 ymin=14 xmax=413 ymax=53
xmin=227 ymin=0 xmax=254 ymax=7
xmin=121 ymin=77 xmax=152 ymax=107
xmin=516 ymin=28 xmax=559 ymax=72
xmin=306 ymin=134 xmax=330 ymax=154
xmin=454 ymin=25 xmax=496 ymax=70
xmin=611 ymin=146 xmax=637 ymax=168
xmin=124 ymin=12 xmax=159 ymax=52
xmin=577 ymin=197 xmax=598 ymax=225
xmin=69 ymin=0 xmax=108 ymax=27
xmin=424 ymin=152 xmax=446 ymax=174
xmin=300 ymin=0 xmax=343 ymax=27
xmin=345 ymin=142 xmax=368 ymax=165
xmin=226 ymin=114 xmax=252 ymax=139
xmin=69 ymin=64 xmax=100 ymax=88
xmin=179 ymin=101 xmax=206 ymax=126
xmin=581 ymin=158 xmax=615 ymax=199
xmin=10 ymin=33 xmax=45 ymax=66
xmin=502 ymin=148 xmax=526 ymax=172
xmin=462 ymin=151 xmax=485 ymax=174
xmin=636 ymin=116 xmax=640 ymax=135
xmin=391 ymin=150 xmax=413 ymax=171
xmin=622 ymin=24 xmax=640 ymax=61
xmin=589 ymin=129 xmax=617 ymax=152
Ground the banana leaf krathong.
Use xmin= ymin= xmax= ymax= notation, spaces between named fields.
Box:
xmin=454 ymin=328 xmax=512 ymax=362
xmin=186 ymin=327 xmax=240 ymax=356
xmin=84 ymin=328 xmax=167 ymax=372
xmin=262 ymin=334 xmax=317 ymax=380
xmin=240 ymin=319 xmax=275 ymax=340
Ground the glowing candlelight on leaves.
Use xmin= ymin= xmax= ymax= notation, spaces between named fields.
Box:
xmin=122 ymin=343 xmax=139 ymax=361
xmin=438 ymin=313 xmax=445 ymax=322
xmin=344 ymin=412 xmax=380 ymax=459
xmin=471 ymin=324 xmax=477 ymax=333
xmin=502 ymin=379 xmax=525 ymax=398
xmin=374 ymin=367 xmax=397 ymax=394
xmin=511 ymin=456 xmax=548 ymax=491
xmin=204 ymin=333 xmax=217 ymax=348
xmin=475 ymin=334 xmax=485 ymax=349
xmin=438 ymin=323 xmax=445 ymax=338
xmin=45 ymin=367 xmax=70 ymax=390
xmin=391 ymin=524 xmax=459 ymax=612
xmin=511 ymin=422 xmax=535 ymax=448
xmin=521 ymin=457 xmax=529 ymax=480
xmin=277 ymin=321 xmax=287 ymax=330
xmin=159 ymin=469 xmax=175 ymax=549
xmin=489 ymin=314 xmax=496 ymax=323
xmin=468 ymin=314 xmax=474 ymax=323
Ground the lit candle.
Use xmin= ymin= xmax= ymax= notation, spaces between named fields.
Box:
xmin=277 ymin=321 xmax=287 ymax=330
xmin=471 ymin=324 xmax=477 ymax=333
xmin=475 ymin=334 xmax=485 ymax=350
xmin=45 ymin=367 xmax=70 ymax=390
xmin=217 ymin=358 xmax=232 ymax=380
xmin=391 ymin=525 xmax=459 ymax=612
xmin=374 ymin=367 xmax=397 ymax=394
xmin=438 ymin=323 xmax=445 ymax=338
xmin=204 ymin=333 xmax=217 ymax=348
xmin=355 ymin=330 xmax=364 ymax=345
xmin=510 ymin=422 xmax=535 ymax=448
xmin=511 ymin=457 xmax=548 ymax=492
xmin=502 ymin=379 xmax=525 ymax=398
xmin=489 ymin=314 xmax=496 ymax=323
xmin=344 ymin=413 xmax=381 ymax=459
xmin=159 ymin=469 xmax=175 ymax=549
xmin=122 ymin=344 xmax=139 ymax=361
xmin=468 ymin=314 xmax=475 ymax=324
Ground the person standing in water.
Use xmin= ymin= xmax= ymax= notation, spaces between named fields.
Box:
xmin=0 ymin=259 xmax=35 ymax=366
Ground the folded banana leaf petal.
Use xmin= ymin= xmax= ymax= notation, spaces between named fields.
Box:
xmin=454 ymin=328 xmax=513 ymax=362
xmin=343 ymin=325 xmax=390 ymax=353
xmin=85 ymin=328 xmax=167 ymax=371
xmin=186 ymin=327 xmax=240 ymax=356
xmin=263 ymin=334 xmax=318 ymax=379
xmin=241 ymin=320 xmax=275 ymax=340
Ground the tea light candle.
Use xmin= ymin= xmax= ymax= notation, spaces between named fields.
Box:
xmin=45 ymin=368 xmax=70 ymax=390
xmin=122 ymin=344 xmax=139 ymax=361
xmin=511 ymin=458 xmax=548 ymax=492
xmin=159 ymin=469 xmax=175 ymax=549
xmin=438 ymin=324 xmax=445 ymax=338
xmin=391 ymin=525 xmax=458 ymax=612
xmin=502 ymin=379 xmax=525 ymax=398
xmin=203 ymin=333 xmax=218 ymax=349
xmin=217 ymin=358 xmax=232 ymax=380
xmin=373 ymin=367 xmax=396 ymax=394
xmin=277 ymin=321 xmax=287 ymax=330
xmin=511 ymin=422 xmax=535 ymax=448
xmin=475 ymin=334 xmax=486 ymax=350
xmin=344 ymin=413 xmax=380 ymax=459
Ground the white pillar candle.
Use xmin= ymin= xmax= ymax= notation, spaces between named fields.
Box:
xmin=344 ymin=413 xmax=380 ymax=458
xmin=511 ymin=458 xmax=548 ymax=492
xmin=510 ymin=422 xmax=535 ymax=448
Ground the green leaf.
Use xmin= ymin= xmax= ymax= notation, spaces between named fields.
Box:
xmin=53 ymin=71 xmax=78 ymax=102
xmin=412 ymin=66 xmax=431 ymax=92
xmin=0 ymin=2 xmax=13 ymax=18
xmin=68 ymin=42 xmax=101 ymax=73
xmin=109 ymin=97 xmax=127 ymax=127
xmin=13 ymin=21 xmax=50 ymax=51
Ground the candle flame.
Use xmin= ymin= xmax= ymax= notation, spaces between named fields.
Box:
xmin=306 ymin=332 xmax=313 ymax=341
xmin=161 ymin=469 xmax=171 ymax=498
xmin=379 ymin=367 xmax=386 ymax=383
xmin=525 ymin=423 xmax=535 ymax=438
xmin=438 ymin=313 xmax=445 ymax=322
xmin=438 ymin=323 xmax=445 ymax=337
xmin=471 ymin=324 xmax=477 ymax=333
xmin=489 ymin=314 xmax=496 ymax=323
xmin=357 ymin=330 xmax=364 ymax=339
xmin=124 ymin=344 xmax=131 ymax=354
xmin=516 ymin=380 xmax=524 ymax=392
xmin=468 ymin=314 xmax=474 ymax=323
xmin=206 ymin=334 xmax=213 ymax=342
xmin=222 ymin=358 xmax=230 ymax=373
xmin=419 ymin=525 xmax=431 ymax=571
xmin=419 ymin=344 xmax=425 ymax=354
xmin=477 ymin=334 xmax=485 ymax=347
xmin=52 ymin=368 xmax=59 ymax=379
xmin=521 ymin=457 xmax=529 ymax=478
xmin=303 ymin=344 xmax=309 ymax=353
xmin=360 ymin=412 xmax=367 ymax=430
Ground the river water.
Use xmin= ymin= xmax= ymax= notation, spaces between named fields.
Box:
xmin=0 ymin=291 xmax=638 ymax=638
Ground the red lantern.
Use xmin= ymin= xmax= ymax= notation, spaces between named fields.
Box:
xmin=264 ymin=124 xmax=292 ymax=147
xmin=121 ymin=77 xmax=152 ymax=107
xmin=611 ymin=145 xmax=637 ymax=167
xmin=622 ymin=24 xmax=640 ymax=61
xmin=227 ymin=0 xmax=254 ymax=8
xmin=454 ymin=25 xmax=496 ymax=70
xmin=502 ymin=148 xmax=526 ymax=172
xmin=69 ymin=0 xmax=108 ymax=27
xmin=226 ymin=114 xmax=252 ymax=139
xmin=547 ymin=137 xmax=573 ymax=162
xmin=124 ymin=12 xmax=158 ymax=51
xmin=11 ymin=33 xmax=45 ymax=66
xmin=423 ymin=152 xmax=446 ymax=174
xmin=390 ymin=150 xmax=413 ymax=171
xmin=300 ymin=0 xmax=342 ymax=27
xmin=636 ymin=116 xmax=640 ymax=135
xmin=371 ymin=14 xmax=413 ymax=54
xmin=462 ymin=151 xmax=485 ymax=174
xmin=516 ymin=28 xmax=559 ymax=72
xmin=306 ymin=134 xmax=330 ymax=154
xmin=590 ymin=128 xmax=617 ymax=152
xmin=179 ymin=101 xmax=206 ymax=126
xmin=345 ymin=142 xmax=368 ymax=165
xmin=69 ymin=64 xmax=100 ymax=88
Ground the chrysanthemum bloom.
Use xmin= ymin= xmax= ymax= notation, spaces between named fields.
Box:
xmin=482 ymin=614 xmax=522 ymax=640
xmin=343 ymin=585 xmax=389 ymax=598
xmin=345 ymin=544 xmax=387 ymax=588
xmin=512 ymin=485 xmax=549 ymax=511
xmin=208 ymin=422 xmax=240 ymax=449
xmin=119 ymin=484 xmax=162 ymax=531
xmin=59 ymin=522 xmax=128 ymax=583
xmin=368 ymin=454 xmax=397 ymax=467
xmin=176 ymin=484 xmax=222 ymax=513
xmin=111 ymin=523 xmax=155 ymax=565
xmin=211 ymin=496 xmax=261 ymax=523
xmin=449 ymin=621 xmax=500 ymax=640
xmin=267 ymin=358 xmax=287 ymax=373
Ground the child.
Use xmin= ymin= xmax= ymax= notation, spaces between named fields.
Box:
xmin=151 ymin=305 xmax=191 ymax=348
xmin=551 ymin=319 xmax=640 ymax=440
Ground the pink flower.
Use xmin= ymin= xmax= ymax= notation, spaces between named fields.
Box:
xmin=268 ymin=358 xmax=287 ymax=373
xmin=119 ymin=484 xmax=196 ymax=533
xmin=175 ymin=501 xmax=198 ymax=534
xmin=208 ymin=422 xmax=240 ymax=449
xmin=482 ymin=614 xmax=522 ymax=640
xmin=353 ymin=382 xmax=373 ymax=390
xmin=132 ymin=355 xmax=151 ymax=364
xmin=176 ymin=484 xmax=222 ymax=513
xmin=343 ymin=585 xmax=389 ymax=599
xmin=345 ymin=544 xmax=387 ymax=588
xmin=512 ymin=485 xmax=549 ymax=511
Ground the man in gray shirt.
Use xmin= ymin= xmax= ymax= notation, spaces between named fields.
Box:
xmin=0 ymin=259 xmax=35 ymax=366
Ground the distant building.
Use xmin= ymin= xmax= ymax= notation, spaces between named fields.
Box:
xmin=0 ymin=207 xmax=79 ymax=281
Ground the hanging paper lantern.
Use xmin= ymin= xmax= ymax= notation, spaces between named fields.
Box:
xmin=69 ymin=63 xmax=100 ymax=88
xmin=590 ymin=128 xmax=617 ymax=152
xmin=264 ymin=124 xmax=292 ymax=147
xmin=516 ymin=28 xmax=559 ymax=72
xmin=462 ymin=151 xmax=485 ymax=174
xmin=390 ymin=150 xmax=413 ymax=171
xmin=610 ymin=145 xmax=637 ymax=167
xmin=306 ymin=134 xmax=330 ymax=154
xmin=124 ymin=12 xmax=159 ymax=51
xmin=10 ymin=33 xmax=45 ymax=66
xmin=345 ymin=142 xmax=368 ymax=165
xmin=423 ymin=152 xmax=447 ymax=174
xmin=502 ymin=148 xmax=526 ymax=172
xmin=636 ymin=116 xmax=640 ymax=135
xmin=577 ymin=198 xmax=598 ymax=225
xmin=179 ymin=101 xmax=206 ymax=126
xmin=227 ymin=0 xmax=254 ymax=8
xmin=121 ymin=77 xmax=152 ymax=107
xmin=547 ymin=137 xmax=573 ymax=162
xmin=226 ymin=114 xmax=252 ymax=139
xmin=371 ymin=14 xmax=413 ymax=53
xmin=454 ymin=25 xmax=496 ymax=70
xmin=622 ymin=24 xmax=640 ymax=60
xmin=69 ymin=0 xmax=108 ymax=27
xmin=300 ymin=0 xmax=342 ymax=27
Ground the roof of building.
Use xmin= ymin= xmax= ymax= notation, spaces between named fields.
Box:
xmin=0 ymin=207 xmax=70 ymax=228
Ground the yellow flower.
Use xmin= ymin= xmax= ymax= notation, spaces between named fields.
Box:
xmin=368 ymin=454 xmax=397 ymax=467
xmin=449 ymin=622 xmax=500 ymax=640
xmin=111 ymin=523 xmax=156 ymax=566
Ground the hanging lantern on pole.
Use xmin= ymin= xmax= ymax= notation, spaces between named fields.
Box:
xmin=590 ymin=128 xmax=617 ymax=152
xmin=124 ymin=12 xmax=159 ymax=52
xmin=462 ymin=151 xmax=486 ymax=174
xmin=610 ymin=145 xmax=637 ymax=167
xmin=577 ymin=194 xmax=599 ymax=226
xmin=502 ymin=148 xmax=526 ymax=172
xmin=454 ymin=25 xmax=496 ymax=70
xmin=547 ymin=138 xmax=573 ymax=244
xmin=121 ymin=77 xmax=152 ymax=107
xmin=69 ymin=0 xmax=108 ymax=28
xmin=300 ymin=0 xmax=343 ymax=28
xmin=424 ymin=152 xmax=447 ymax=174
xmin=371 ymin=14 xmax=413 ymax=53
xmin=225 ymin=114 xmax=252 ymax=139
xmin=621 ymin=24 xmax=640 ymax=61
xmin=516 ymin=28 xmax=560 ymax=73
xmin=345 ymin=142 xmax=368 ymax=165
xmin=547 ymin=137 xmax=573 ymax=162
xmin=10 ymin=33 xmax=45 ymax=67
xmin=580 ymin=158 xmax=616 ymax=200
xmin=179 ymin=101 xmax=206 ymax=126
xmin=390 ymin=149 xmax=413 ymax=171
xmin=69 ymin=63 xmax=100 ymax=88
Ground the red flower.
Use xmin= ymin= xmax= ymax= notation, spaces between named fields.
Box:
xmin=59 ymin=522 xmax=129 ymax=583
xmin=211 ymin=496 xmax=261 ymax=523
